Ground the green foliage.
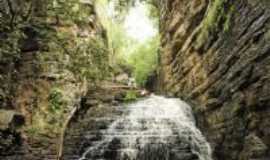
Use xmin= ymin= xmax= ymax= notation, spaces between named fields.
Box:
xmin=145 ymin=2 xmax=159 ymax=27
xmin=127 ymin=37 xmax=159 ymax=86
xmin=47 ymin=0 xmax=94 ymax=25
xmin=196 ymin=0 xmax=234 ymax=48
xmin=1 ymin=0 xmax=110 ymax=136
xmin=25 ymin=126 xmax=39 ymax=136
xmin=96 ymin=0 xmax=135 ymax=67
xmin=107 ymin=22 xmax=131 ymax=65
xmin=0 ymin=30 xmax=23 ymax=63
xmin=223 ymin=5 xmax=235 ymax=32
xmin=48 ymin=88 xmax=64 ymax=113
xmin=64 ymin=37 xmax=109 ymax=81
xmin=34 ymin=8 xmax=109 ymax=82
xmin=97 ymin=0 xmax=159 ymax=86
xmin=0 ymin=0 xmax=32 ymax=63
xmin=124 ymin=90 xmax=137 ymax=102
xmin=107 ymin=0 xmax=158 ymax=17
xmin=0 ymin=0 xmax=102 ymax=66
xmin=204 ymin=0 xmax=227 ymax=30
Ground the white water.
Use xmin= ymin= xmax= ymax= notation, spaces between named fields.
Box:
xmin=79 ymin=95 xmax=212 ymax=160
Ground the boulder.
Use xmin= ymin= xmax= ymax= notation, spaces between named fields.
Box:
xmin=0 ymin=110 xmax=25 ymax=131
xmin=240 ymin=134 xmax=268 ymax=159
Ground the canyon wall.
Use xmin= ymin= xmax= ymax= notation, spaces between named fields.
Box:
xmin=158 ymin=0 xmax=270 ymax=159
xmin=0 ymin=0 xmax=108 ymax=159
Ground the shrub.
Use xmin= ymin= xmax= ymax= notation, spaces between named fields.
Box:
xmin=127 ymin=37 xmax=159 ymax=86
xmin=48 ymin=88 xmax=63 ymax=113
xmin=124 ymin=91 xmax=138 ymax=102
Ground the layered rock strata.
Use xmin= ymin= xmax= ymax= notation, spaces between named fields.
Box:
xmin=158 ymin=0 xmax=270 ymax=159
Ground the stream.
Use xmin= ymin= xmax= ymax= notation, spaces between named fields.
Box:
xmin=72 ymin=95 xmax=213 ymax=160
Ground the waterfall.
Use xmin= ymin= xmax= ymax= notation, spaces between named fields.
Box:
xmin=78 ymin=95 xmax=212 ymax=160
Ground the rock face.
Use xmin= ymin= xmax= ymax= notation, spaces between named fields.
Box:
xmin=61 ymin=84 xmax=144 ymax=159
xmin=0 ymin=110 xmax=24 ymax=156
xmin=0 ymin=0 xmax=108 ymax=159
xmin=0 ymin=110 xmax=24 ymax=131
xmin=158 ymin=0 xmax=270 ymax=159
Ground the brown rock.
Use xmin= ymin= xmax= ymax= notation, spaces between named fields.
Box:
xmin=240 ymin=134 xmax=268 ymax=159
xmin=158 ymin=0 xmax=270 ymax=159
xmin=0 ymin=110 xmax=25 ymax=131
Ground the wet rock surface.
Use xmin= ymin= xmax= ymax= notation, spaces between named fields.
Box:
xmin=62 ymin=96 xmax=212 ymax=160
xmin=158 ymin=0 xmax=270 ymax=159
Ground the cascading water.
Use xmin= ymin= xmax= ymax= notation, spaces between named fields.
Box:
xmin=78 ymin=95 xmax=212 ymax=160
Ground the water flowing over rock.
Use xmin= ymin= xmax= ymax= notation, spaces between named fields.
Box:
xmin=64 ymin=95 xmax=212 ymax=160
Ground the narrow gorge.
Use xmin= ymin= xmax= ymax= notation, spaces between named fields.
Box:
xmin=0 ymin=0 xmax=269 ymax=160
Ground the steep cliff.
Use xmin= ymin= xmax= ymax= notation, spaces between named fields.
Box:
xmin=0 ymin=0 xmax=109 ymax=159
xmin=159 ymin=0 xmax=270 ymax=159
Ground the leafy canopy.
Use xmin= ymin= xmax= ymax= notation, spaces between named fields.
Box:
xmin=97 ymin=0 xmax=159 ymax=86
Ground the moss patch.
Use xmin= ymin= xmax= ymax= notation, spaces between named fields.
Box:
xmin=195 ymin=0 xmax=235 ymax=49
xmin=124 ymin=91 xmax=138 ymax=102
xmin=48 ymin=88 xmax=65 ymax=113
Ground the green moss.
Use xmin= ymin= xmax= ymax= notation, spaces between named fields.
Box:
xmin=196 ymin=0 xmax=234 ymax=48
xmin=48 ymin=88 xmax=64 ymax=113
xmin=67 ymin=37 xmax=109 ymax=81
xmin=0 ymin=29 xmax=23 ymax=63
xmin=204 ymin=0 xmax=227 ymax=29
xmin=124 ymin=91 xmax=138 ymax=102
xmin=25 ymin=87 xmax=66 ymax=135
xmin=37 ymin=27 xmax=109 ymax=82
xmin=223 ymin=5 xmax=235 ymax=32
xmin=25 ymin=126 xmax=39 ymax=136
xmin=231 ymin=102 xmax=244 ymax=116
